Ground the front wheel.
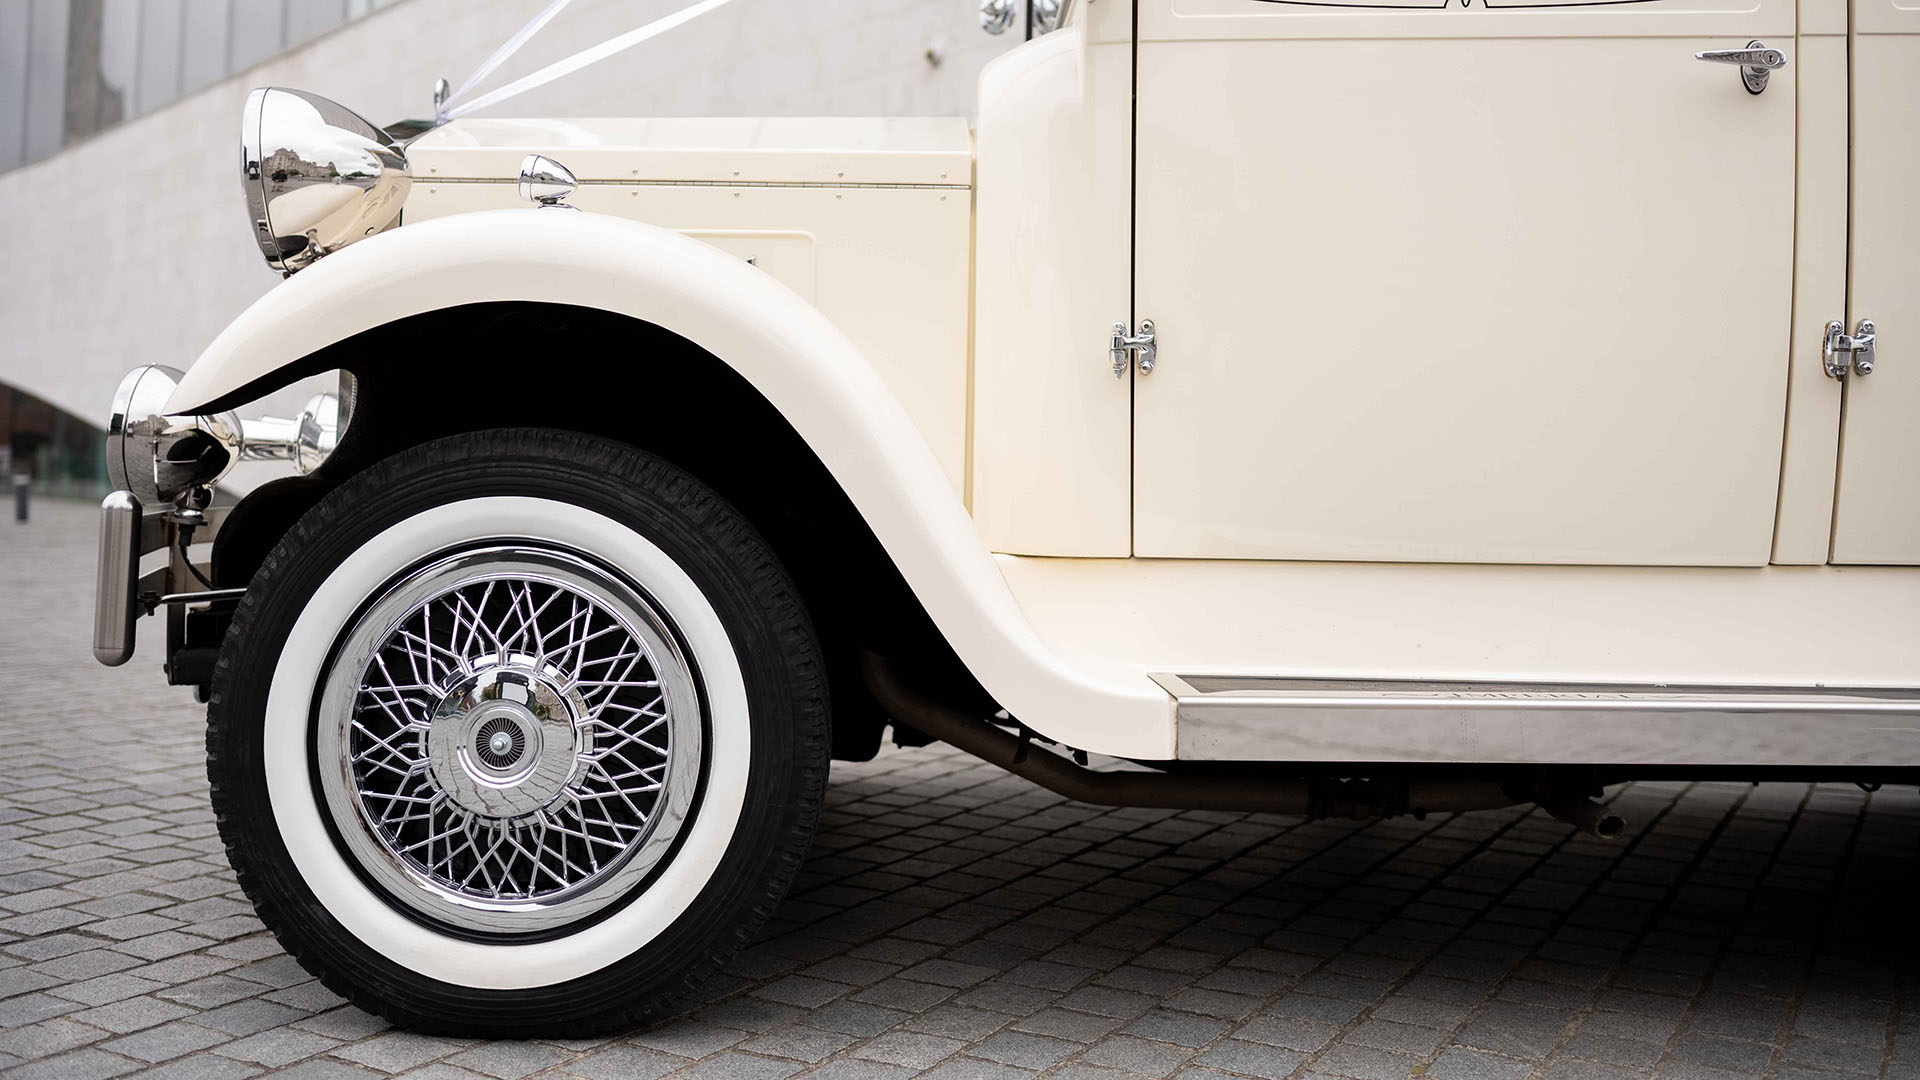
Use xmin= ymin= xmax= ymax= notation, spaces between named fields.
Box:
xmin=208 ymin=429 xmax=829 ymax=1035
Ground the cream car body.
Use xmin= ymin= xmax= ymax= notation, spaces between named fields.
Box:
xmin=157 ymin=0 xmax=1920 ymax=767
xmin=89 ymin=0 xmax=1920 ymax=1033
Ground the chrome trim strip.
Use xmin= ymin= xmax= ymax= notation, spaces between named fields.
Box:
xmin=1157 ymin=673 xmax=1920 ymax=766
xmin=93 ymin=492 xmax=143 ymax=667
xmin=414 ymin=176 xmax=973 ymax=190
xmin=156 ymin=588 xmax=248 ymax=606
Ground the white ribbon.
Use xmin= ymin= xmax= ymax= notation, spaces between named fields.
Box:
xmin=439 ymin=0 xmax=746 ymax=123
xmin=439 ymin=0 xmax=575 ymax=121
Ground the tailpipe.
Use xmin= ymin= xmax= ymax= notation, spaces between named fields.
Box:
xmin=1527 ymin=788 xmax=1628 ymax=839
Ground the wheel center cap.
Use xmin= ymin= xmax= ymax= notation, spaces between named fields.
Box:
xmin=427 ymin=664 xmax=582 ymax=819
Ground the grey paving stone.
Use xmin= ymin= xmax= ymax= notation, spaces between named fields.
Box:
xmin=1232 ymin=1013 xmax=1340 ymax=1052
xmin=753 ymin=976 xmax=857 ymax=1008
xmin=0 ymin=991 xmax=84 ymax=1027
xmin=666 ymin=1050 xmax=802 ymax=1080
xmin=739 ymin=1024 xmax=856 ymax=1064
xmin=1561 ymin=1030 xmax=1662 ymax=1067
xmin=290 ymin=1008 xmax=388 ymax=1042
xmin=259 ymin=1061 xmax=386 ymax=1080
xmin=792 ymin=1060 xmax=916 ymax=1080
xmin=154 ymin=975 xmax=271 ymax=1010
xmin=390 ymin=1065 xmax=492 ymax=1080
xmin=100 ymin=1020 xmax=230 ymax=1063
xmin=561 ymin=1044 xmax=686 ymax=1080
xmin=1456 ymin=1002 xmax=1571 ymax=1061
xmin=72 ymin=995 xmax=199 ymax=1035
xmin=261 ymin=983 xmax=344 ymax=1014
xmin=1190 ymin=1038 xmax=1305 ymax=1079
xmin=1668 ymin=1032 xmax=1775 ymax=1073
xmin=329 ymin=1031 xmax=469 ymax=1072
xmin=192 ymin=1000 xmax=311 ymax=1038
xmin=1008 ymin=1007 xmax=1121 ymax=1043
xmin=1122 ymin=1010 xmax=1229 ymax=1048
xmin=694 ymin=997 xmax=807 ymax=1033
xmin=967 ymin=1030 xmax=1077 ymax=1068
xmin=6 ymin=1046 xmax=144 ymax=1080
xmin=1345 ymin=1017 xmax=1447 ymax=1057
xmin=1569 ymin=1010 xmax=1679 ymax=1046
xmin=627 ymin=1020 xmax=747 ymax=1058
xmin=1426 ymin=1047 xmax=1534 ymax=1080
xmin=850 ymin=1030 xmax=968 ymax=1069
xmin=1779 ymin=1033 xmax=1883 ymax=1074
xmin=1078 ymin=1034 xmax=1196 ymax=1077
xmin=0 ymin=1015 xmax=109 ymax=1057
xmin=1308 ymin=1043 xmax=1422 ymax=1080
xmin=905 ymin=1005 xmax=1011 ymax=1041
xmin=1263 ymin=994 xmax=1368 ymax=1026
xmin=437 ymin=1042 xmax=572 ymax=1079
xmin=805 ymin=1001 xmax=910 ymax=1038
xmin=850 ymin=978 xmax=956 ymax=1013
xmin=212 ymin=1028 xmax=343 ymax=1068
xmin=127 ymin=1052 xmax=264 ymax=1079
xmin=4 ymin=504 xmax=1918 ymax=1080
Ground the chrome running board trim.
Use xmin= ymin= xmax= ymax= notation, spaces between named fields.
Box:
xmin=1156 ymin=673 xmax=1920 ymax=766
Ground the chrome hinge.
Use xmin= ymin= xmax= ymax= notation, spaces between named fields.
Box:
xmin=1110 ymin=319 xmax=1157 ymax=378
xmin=1823 ymin=318 xmax=1876 ymax=379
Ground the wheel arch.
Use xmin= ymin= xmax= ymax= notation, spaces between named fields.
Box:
xmin=216 ymin=301 xmax=954 ymax=761
xmin=182 ymin=210 xmax=1169 ymax=759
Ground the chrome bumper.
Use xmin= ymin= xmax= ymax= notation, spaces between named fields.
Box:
xmin=92 ymin=492 xmax=239 ymax=667
xmin=92 ymin=493 xmax=145 ymax=665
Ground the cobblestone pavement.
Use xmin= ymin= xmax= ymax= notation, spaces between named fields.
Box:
xmin=3 ymin=498 xmax=1918 ymax=1080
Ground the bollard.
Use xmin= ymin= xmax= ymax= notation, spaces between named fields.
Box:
xmin=11 ymin=474 xmax=26 ymax=523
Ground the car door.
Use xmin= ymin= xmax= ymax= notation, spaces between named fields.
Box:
xmin=1829 ymin=0 xmax=1920 ymax=564
xmin=1131 ymin=0 xmax=1797 ymax=565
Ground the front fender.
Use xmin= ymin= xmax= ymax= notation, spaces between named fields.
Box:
xmin=168 ymin=209 xmax=1169 ymax=758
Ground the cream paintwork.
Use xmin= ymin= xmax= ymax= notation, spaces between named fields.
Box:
xmin=971 ymin=13 xmax=1135 ymax=557
xmin=403 ymin=118 xmax=973 ymax=493
xmin=1771 ymin=0 xmax=1849 ymax=564
xmin=997 ymin=555 xmax=1920 ymax=692
xmin=1831 ymin=0 xmax=1920 ymax=563
xmin=164 ymin=209 xmax=1172 ymax=760
xmin=408 ymin=117 xmax=973 ymax=186
xmin=1133 ymin=0 xmax=1796 ymax=565
xmin=155 ymin=1 xmax=1920 ymax=768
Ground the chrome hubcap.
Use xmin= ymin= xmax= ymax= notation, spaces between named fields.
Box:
xmin=315 ymin=544 xmax=703 ymax=934
xmin=425 ymin=665 xmax=583 ymax=820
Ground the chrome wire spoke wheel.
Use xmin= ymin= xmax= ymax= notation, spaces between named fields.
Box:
xmin=315 ymin=543 xmax=704 ymax=935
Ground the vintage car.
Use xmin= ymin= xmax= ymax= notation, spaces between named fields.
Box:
xmin=90 ymin=0 xmax=1917 ymax=1036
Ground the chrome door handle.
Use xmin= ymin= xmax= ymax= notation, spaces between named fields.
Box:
xmin=1696 ymin=40 xmax=1787 ymax=94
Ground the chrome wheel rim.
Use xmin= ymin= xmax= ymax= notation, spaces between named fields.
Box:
xmin=315 ymin=544 xmax=703 ymax=935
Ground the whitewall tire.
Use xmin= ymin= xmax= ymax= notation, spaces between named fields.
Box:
xmin=207 ymin=430 xmax=829 ymax=1035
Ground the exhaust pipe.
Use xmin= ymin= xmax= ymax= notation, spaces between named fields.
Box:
xmin=1528 ymin=789 xmax=1628 ymax=839
xmin=862 ymin=654 xmax=1628 ymax=837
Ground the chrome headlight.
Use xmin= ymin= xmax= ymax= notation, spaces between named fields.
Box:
xmin=242 ymin=87 xmax=411 ymax=276
xmin=107 ymin=366 xmax=243 ymax=505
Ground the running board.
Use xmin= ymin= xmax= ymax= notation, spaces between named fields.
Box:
xmin=1154 ymin=674 xmax=1920 ymax=766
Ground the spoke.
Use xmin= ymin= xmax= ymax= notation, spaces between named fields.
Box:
xmin=345 ymin=564 xmax=681 ymax=908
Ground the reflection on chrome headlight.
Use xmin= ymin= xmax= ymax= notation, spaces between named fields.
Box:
xmin=107 ymin=364 xmax=346 ymax=505
xmin=242 ymin=87 xmax=411 ymax=276
xmin=107 ymin=366 xmax=243 ymax=505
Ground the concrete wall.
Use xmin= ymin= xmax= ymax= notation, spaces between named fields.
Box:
xmin=0 ymin=0 xmax=1013 ymax=425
